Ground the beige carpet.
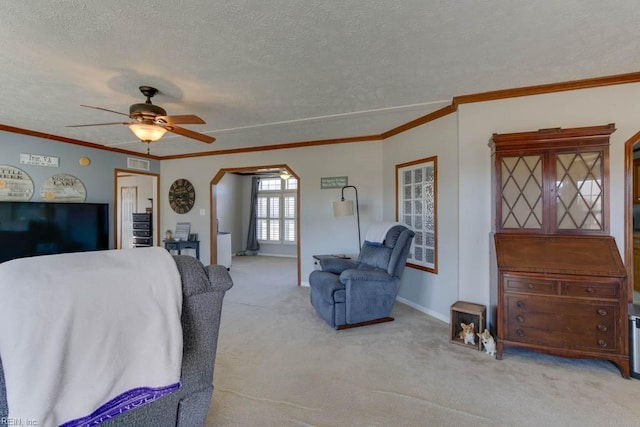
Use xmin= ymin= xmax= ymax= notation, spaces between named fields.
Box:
xmin=206 ymin=256 xmax=640 ymax=427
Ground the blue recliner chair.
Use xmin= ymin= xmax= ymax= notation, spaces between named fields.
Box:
xmin=309 ymin=224 xmax=415 ymax=329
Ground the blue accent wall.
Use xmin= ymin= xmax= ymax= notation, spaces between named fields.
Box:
xmin=0 ymin=130 xmax=160 ymax=248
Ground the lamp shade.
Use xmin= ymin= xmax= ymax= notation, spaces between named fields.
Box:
xmin=333 ymin=200 xmax=354 ymax=217
xmin=128 ymin=123 xmax=167 ymax=142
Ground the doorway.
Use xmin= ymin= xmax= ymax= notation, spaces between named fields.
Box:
xmin=210 ymin=165 xmax=301 ymax=285
xmin=625 ymin=132 xmax=640 ymax=305
xmin=114 ymin=169 xmax=159 ymax=248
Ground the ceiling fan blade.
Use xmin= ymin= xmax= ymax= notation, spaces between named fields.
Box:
xmin=67 ymin=122 xmax=130 ymax=127
xmin=80 ymin=105 xmax=130 ymax=117
xmin=156 ymin=115 xmax=206 ymax=125
xmin=166 ymin=125 xmax=215 ymax=144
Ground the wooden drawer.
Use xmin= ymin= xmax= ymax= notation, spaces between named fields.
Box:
xmin=504 ymin=295 xmax=618 ymax=352
xmin=132 ymin=213 xmax=151 ymax=222
xmin=504 ymin=275 xmax=557 ymax=295
xmin=561 ymin=281 xmax=619 ymax=299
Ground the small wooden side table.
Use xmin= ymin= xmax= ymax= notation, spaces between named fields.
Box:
xmin=163 ymin=239 xmax=200 ymax=260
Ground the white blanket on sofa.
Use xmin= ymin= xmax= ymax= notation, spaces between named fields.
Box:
xmin=0 ymin=247 xmax=183 ymax=427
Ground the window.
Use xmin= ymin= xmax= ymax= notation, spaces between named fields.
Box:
xmin=256 ymin=178 xmax=297 ymax=244
xmin=396 ymin=156 xmax=438 ymax=274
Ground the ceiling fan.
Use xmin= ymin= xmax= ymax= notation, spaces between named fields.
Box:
xmin=68 ymin=86 xmax=215 ymax=152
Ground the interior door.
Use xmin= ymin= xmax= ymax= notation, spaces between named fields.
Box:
xmin=120 ymin=186 xmax=137 ymax=249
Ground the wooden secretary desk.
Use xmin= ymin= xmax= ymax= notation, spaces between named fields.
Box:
xmin=490 ymin=124 xmax=630 ymax=378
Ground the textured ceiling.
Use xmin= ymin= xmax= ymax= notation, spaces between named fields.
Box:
xmin=1 ymin=1 xmax=640 ymax=157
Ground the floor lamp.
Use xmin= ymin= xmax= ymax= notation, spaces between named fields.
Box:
xmin=333 ymin=185 xmax=361 ymax=250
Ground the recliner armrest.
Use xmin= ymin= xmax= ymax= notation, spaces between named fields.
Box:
xmin=320 ymin=258 xmax=358 ymax=274
xmin=339 ymin=268 xmax=393 ymax=283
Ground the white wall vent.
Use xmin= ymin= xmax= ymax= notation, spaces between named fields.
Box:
xmin=127 ymin=157 xmax=150 ymax=171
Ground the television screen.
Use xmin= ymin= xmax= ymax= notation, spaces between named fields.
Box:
xmin=0 ymin=202 xmax=109 ymax=263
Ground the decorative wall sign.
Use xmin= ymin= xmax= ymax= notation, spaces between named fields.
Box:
xmin=320 ymin=176 xmax=348 ymax=189
xmin=0 ymin=165 xmax=34 ymax=201
xmin=396 ymin=156 xmax=438 ymax=273
xmin=41 ymin=173 xmax=87 ymax=202
xmin=20 ymin=153 xmax=59 ymax=167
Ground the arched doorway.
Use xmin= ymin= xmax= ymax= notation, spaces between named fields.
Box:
xmin=210 ymin=164 xmax=301 ymax=285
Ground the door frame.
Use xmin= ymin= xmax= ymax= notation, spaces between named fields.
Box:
xmin=114 ymin=169 xmax=160 ymax=248
xmin=210 ymin=164 xmax=301 ymax=286
xmin=624 ymin=130 xmax=640 ymax=303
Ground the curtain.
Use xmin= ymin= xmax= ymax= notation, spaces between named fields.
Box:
xmin=246 ymin=177 xmax=260 ymax=253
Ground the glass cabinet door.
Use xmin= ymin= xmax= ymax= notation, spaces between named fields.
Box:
xmin=555 ymin=151 xmax=604 ymax=231
xmin=500 ymin=155 xmax=544 ymax=230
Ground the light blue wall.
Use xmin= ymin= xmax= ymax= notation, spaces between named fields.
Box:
xmin=0 ymin=131 xmax=160 ymax=248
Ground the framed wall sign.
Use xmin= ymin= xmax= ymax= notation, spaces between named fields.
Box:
xmin=20 ymin=153 xmax=59 ymax=167
xmin=41 ymin=173 xmax=86 ymax=202
xmin=396 ymin=156 xmax=438 ymax=273
xmin=0 ymin=165 xmax=34 ymax=201
xmin=320 ymin=176 xmax=348 ymax=189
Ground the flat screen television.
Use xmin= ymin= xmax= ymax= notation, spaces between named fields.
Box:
xmin=0 ymin=201 xmax=109 ymax=263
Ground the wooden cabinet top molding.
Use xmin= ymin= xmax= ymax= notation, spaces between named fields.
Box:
xmin=490 ymin=123 xmax=616 ymax=152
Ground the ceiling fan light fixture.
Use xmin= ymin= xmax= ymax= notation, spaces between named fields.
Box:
xmin=128 ymin=122 xmax=167 ymax=142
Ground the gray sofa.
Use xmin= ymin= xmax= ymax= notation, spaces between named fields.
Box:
xmin=0 ymin=254 xmax=233 ymax=426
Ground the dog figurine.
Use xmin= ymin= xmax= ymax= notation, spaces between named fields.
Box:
xmin=478 ymin=328 xmax=496 ymax=355
xmin=458 ymin=322 xmax=475 ymax=345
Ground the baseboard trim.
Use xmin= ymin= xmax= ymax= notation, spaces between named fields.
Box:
xmin=396 ymin=296 xmax=449 ymax=324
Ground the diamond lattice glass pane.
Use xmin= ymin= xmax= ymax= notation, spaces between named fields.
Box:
xmin=503 ymin=212 xmax=520 ymax=228
xmin=556 ymin=151 xmax=604 ymax=231
xmin=501 ymin=156 xmax=542 ymax=229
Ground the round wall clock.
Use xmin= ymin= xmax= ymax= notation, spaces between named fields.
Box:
xmin=168 ymin=179 xmax=196 ymax=214
xmin=0 ymin=165 xmax=34 ymax=201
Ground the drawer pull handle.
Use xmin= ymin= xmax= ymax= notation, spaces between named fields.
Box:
xmin=597 ymin=324 xmax=608 ymax=332
xmin=527 ymin=283 xmax=535 ymax=289
xmin=516 ymin=329 xmax=525 ymax=337
xmin=598 ymin=340 xmax=607 ymax=348
xmin=516 ymin=315 xmax=525 ymax=323
xmin=517 ymin=301 xmax=525 ymax=308
xmin=586 ymin=287 xmax=595 ymax=293
xmin=597 ymin=309 xmax=608 ymax=316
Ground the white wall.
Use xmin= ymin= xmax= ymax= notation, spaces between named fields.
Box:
xmin=382 ymin=113 xmax=459 ymax=322
xmin=160 ymin=141 xmax=384 ymax=282
xmin=216 ymin=172 xmax=244 ymax=253
xmin=159 ymin=81 xmax=640 ymax=322
xmin=457 ymin=82 xmax=640 ymax=327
